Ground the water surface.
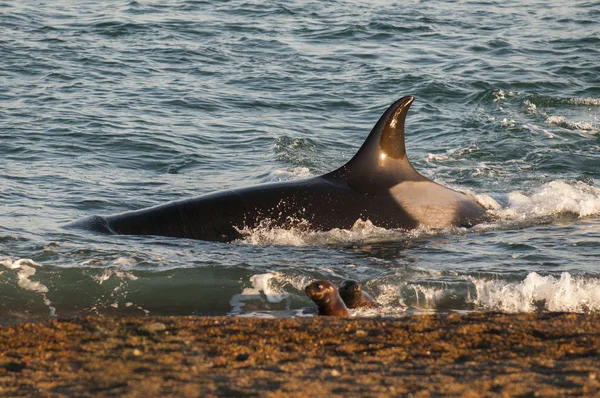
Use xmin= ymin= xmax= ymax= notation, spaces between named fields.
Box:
xmin=1 ymin=0 xmax=599 ymax=323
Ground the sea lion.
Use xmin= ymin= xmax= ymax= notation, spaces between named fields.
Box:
xmin=339 ymin=279 xmax=379 ymax=309
xmin=305 ymin=280 xmax=349 ymax=317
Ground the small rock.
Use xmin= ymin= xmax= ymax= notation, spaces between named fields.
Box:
xmin=2 ymin=361 xmax=26 ymax=372
xmin=132 ymin=349 xmax=143 ymax=357
xmin=212 ymin=357 xmax=228 ymax=368
xmin=330 ymin=369 xmax=341 ymax=377
xmin=235 ymin=353 xmax=250 ymax=362
xmin=138 ymin=322 xmax=167 ymax=334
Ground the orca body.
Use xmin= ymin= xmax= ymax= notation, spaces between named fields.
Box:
xmin=70 ymin=97 xmax=489 ymax=242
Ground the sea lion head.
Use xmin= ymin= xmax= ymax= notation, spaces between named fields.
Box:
xmin=338 ymin=279 xmax=362 ymax=308
xmin=305 ymin=280 xmax=349 ymax=316
xmin=305 ymin=280 xmax=337 ymax=302
xmin=338 ymin=279 xmax=379 ymax=309
xmin=339 ymin=279 xmax=361 ymax=295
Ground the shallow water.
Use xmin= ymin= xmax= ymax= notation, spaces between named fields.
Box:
xmin=1 ymin=0 xmax=599 ymax=323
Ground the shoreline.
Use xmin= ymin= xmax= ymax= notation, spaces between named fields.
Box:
xmin=1 ymin=313 xmax=599 ymax=397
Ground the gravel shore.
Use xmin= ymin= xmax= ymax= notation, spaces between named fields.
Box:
xmin=1 ymin=313 xmax=599 ymax=397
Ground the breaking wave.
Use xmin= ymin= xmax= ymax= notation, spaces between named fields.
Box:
xmin=481 ymin=180 xmax=600 ymax=222
xmin=1 ymin=258 xmax=56 ymax=317
xmin=230 ymin=271 xmax=600 ymax=316
xmin=469 ymin=272 xmax=600 ymax=313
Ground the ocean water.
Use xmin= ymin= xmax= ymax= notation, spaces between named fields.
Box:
xmin=1 ymin=0 xmax=599 ymax=323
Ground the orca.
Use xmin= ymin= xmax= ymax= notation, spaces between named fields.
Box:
xmin=69 ymin=96 xmax=489 ymax=242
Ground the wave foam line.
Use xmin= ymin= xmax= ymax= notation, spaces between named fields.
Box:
xmin=545 ymin=115 xmax=596 ymax=133
xmin=1 ymin=258 xmax=56 ymax=316
xmin=523 ymin=98 xmax=598 ymax=133
xmin=568 ymin=97 xmax=600 ymax=107
xmin=263 ymin=167 xmax=312 ymax=182
xmin=480 ymin=180 xmax=600 ymax=222
xmin=229 ymin=272 xmax=304 ymax=315
xmin=237 ymin=219 xmax=403 ymax=247
xmin=470 ymin=272 xmax=600 ymax=313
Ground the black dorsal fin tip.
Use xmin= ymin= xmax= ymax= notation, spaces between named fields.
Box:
xmin=326 ymin=96 xmax=425 ymax=187
xmin=341 ymin=95 xmax=415 ymax=168
xmin=379 ymin=96 xmax=414 ymax=159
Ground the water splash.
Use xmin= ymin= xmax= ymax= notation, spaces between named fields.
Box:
xmin=545 ymin=115 xmax=596 ymax=133
xmin=1 ymin=258 xmax=56 ymax=317
xmin=228 ymin=272 xmax=308 ymax=315
xmin=89 ymin=268 xmax=142 ymax=313
xmin=567 ymin=97 xmax=600 ymax=107
xmin=470 ymin=272 xmax=600 ymax=313
xmin=490 ymin=180 xmax=600 ymax=221
xmin=237 ymin=218 xmax=410 ymax=247
xmin=523 ymin=97 xmax=598 ymax=134
xmin=263 ymin=167 xmax=312 ymax=182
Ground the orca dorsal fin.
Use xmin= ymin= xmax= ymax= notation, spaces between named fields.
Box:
xmin=326 ymin=96 xmax=427 ymax=192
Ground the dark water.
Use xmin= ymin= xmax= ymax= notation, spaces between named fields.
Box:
xmin=1 ymin=0 xmax=599 ymax=323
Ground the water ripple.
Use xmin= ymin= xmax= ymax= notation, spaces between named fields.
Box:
xmin=0 ymin=0 xmax=598 ymax=320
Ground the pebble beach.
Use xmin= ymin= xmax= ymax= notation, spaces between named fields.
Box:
xmin=2 ymin=313 xmax=599 ymax=397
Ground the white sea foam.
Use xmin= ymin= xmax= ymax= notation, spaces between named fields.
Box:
xmin=238 ymin=219 xmax=405 ymax=246
xmin=112 ymin=257 xmax=137 ymax=267
xmin=399 ymin=284 xmax=447 ymax=310
xmin=92 ymin=268 xmax=138 ymax=284
xmin=229 ymin=272 xmax=304 ymax=315
xmin=376 ymin=283 xmax=404 ymax=307
xmin=263 ymin=167 xmax=312 ymax=182
xmin=88 ymin=268 xmax=141 ymax=314
xmin=491 ymin=180 xmax=600 ymax=221
xmin=522 ymin=98 xmax=597 ymax=134
xmin=1 ymin=258 xmax=19 ymax=269
xmin=425 ymin=153 xmax=449 ymax=163
xmin=378 ymin=271 xmax=600 ymax=314
xmin=501 ymin=118 xmax=516 ymax=127
xmin=1 ymin=258 xmax=56 ymax=316
xmin=469 ymin=272 xmax=600 ymax=313
xmin=523 ymin=99 xmax=537 ymax=114
xmin=493 ymin=90 xmax=516 ymax=102
xmin=250 ymin=273 xmax=290 ymax=303
xmin=2 ymin=258 xmax=47 ymax=293
xmin=16 ymin=264 xmax=48 ymax=294
xmin=545 ymin=115 xmax=596 ymax=133
xmin=237 ymin=271 xmax=600 ymax=316
xmin=567 ymin=97 xmax=600 ymax=107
